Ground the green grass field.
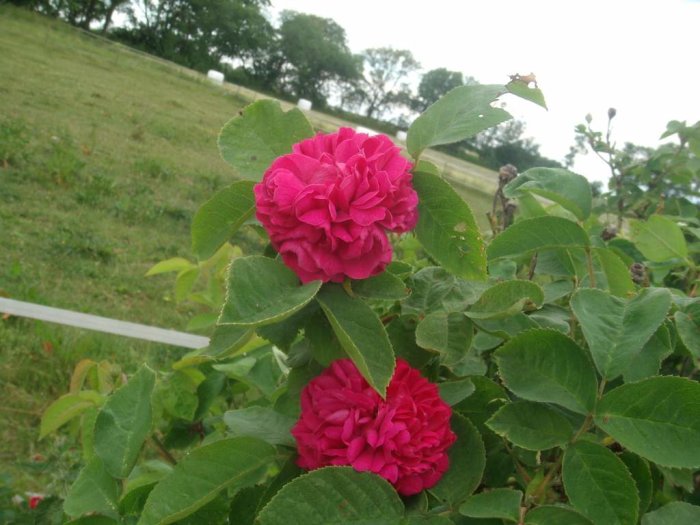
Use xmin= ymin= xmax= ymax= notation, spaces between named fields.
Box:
xmin=0 ymin=6 xmax=494 ymax=490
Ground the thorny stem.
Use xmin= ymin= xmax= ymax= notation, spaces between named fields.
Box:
xmin=527 ymin=254 xmax=538 ymax=280
xmin=151 ymin=434 xmax=177 ymax=465
xmin=503 ymin=440 xmax=532 ymax=484
xmin=531 ymin=379 xmax=607 ymax=505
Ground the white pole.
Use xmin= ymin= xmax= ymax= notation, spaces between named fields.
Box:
xmin=0 ymin=298 xmax=209 ymax=350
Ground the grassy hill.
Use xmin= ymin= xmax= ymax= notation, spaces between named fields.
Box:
xmin=0 ymin=6 xmax=495 ymax=489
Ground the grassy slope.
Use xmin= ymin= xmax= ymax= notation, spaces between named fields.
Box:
xmin=0 ymin=7 xmax=494 ymax=489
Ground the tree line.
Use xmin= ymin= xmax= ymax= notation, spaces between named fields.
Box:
xmin=7 ymin=0 xmax=561 ymax=170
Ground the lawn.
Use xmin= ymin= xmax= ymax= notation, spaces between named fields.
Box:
xmin=0 ymin=6 xmax=494 ymax=491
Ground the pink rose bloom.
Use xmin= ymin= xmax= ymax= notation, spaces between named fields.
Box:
xmin=254 ymin=128 xmax=418 ymax=283
xmin=291 ymin=358 xmax=456 ymax=495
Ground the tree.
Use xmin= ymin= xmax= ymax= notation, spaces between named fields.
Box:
xmin=412 ymin=68 xmax=474 ymax=112
xmin=116 ymin=0 xmax=273 ymax=71
xmin=350 ymin=48 xmax=420 ymax=119
xmin=277 ymin=11 xmax=359 ymax=107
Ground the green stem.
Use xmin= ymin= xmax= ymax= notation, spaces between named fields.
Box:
xmin=585 ymin=247 xmax=597 ymax=288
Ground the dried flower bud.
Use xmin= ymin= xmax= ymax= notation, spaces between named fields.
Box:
xmin=608 ymin=107 xmax=617 ymax=120
xmin=498 ymin=164 xmax=518 ymax=186
xmin=601 ymin=226 xmax=617 ymax=241
xmin=630 ymin=262 xmax=647 ymax=285
xmin=585 ymin=113 xmax=593 ymax=124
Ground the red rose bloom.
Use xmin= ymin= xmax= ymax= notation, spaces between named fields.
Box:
xmin=254 ymin=128 xmax=418 ymax=283
xmin=291 ymin=359 xmax=456 ymax=495
xmin=28 ymin=494 xmax=43 ymax=509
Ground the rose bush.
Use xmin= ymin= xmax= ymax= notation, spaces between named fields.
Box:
xmin=39 ymin=83 xmax=700 ymax=525
xmin=254 ymin=127 xmax=418 ymax=282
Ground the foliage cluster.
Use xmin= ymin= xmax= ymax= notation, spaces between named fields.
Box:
xmin=33 ymin=78 xmax=700 ymax=525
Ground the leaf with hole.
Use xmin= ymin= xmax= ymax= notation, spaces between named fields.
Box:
xmin=407 ymin=84 xmax=511 ymax=159
xmin=412 ymin=169 xmax=487 ymax=280
xmin=217 ymin=100 xmax=314 ymax=180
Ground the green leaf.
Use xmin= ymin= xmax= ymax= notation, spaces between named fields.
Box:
xmin=64 ymin=457 xmax=119 ymax=519
xmin=120 ymin=461 xmax=172 ymax=516
xmin=454 ymin=376 xmax=508 ymax=438
xmin=619 ymin=452 xmax=653 ymax=517
xmin=94 ymin=365 xmax=155 ymax=478
xmin=563 ymin=441 xmax=639 ymax=525
xmin=495 ymin=330 xmax=598 ymax=414
xmin=641 ymin=502 xmax=700 ymax=525
xmin=631 ymin=215 xmax=688 ymax=262
xmin=145 ymin=257 xmax=195 ymax=276
xmin=40 ymin=391 xmax=102 ymax=439
xmin=186 ymin=312 xmax=218 ymax=332
xmin=257 ymin=467 xmax=404 ymax=525
xmin=525 ymin=506 xmax=594 ymax=525
xmin=595 ymin=377 xmax=700 ymax=469
xmin=154 ymin=370 xmax=200 ymax=421
xmin=138 ymin=437 xmax=275 ymax=525
xmin=570 ymin=287 xmax=672 ymax=379
xmin=412 ymin=169 xmax=487 ymax=280
xmin=506 ymin=80 xmax=547 ymax=109
xmin=593 ymin=247 xmax=636 ymax=297
xmin=487 ymin=217 xmax=590 ymax=261
xmin=351 ymin=272 xmax=410 ymax=301
xmin=403 ymin=266 xmax=484 ymax=316
xmin=438 ymin=378 xmax=475 ymax=406
xmin=223 ymin=406 xmax=295 ymax=446
xmin=486 ymin=401 xmax=573 ymax=451
xmin=217 ymin=100 xmax=314 ymax=180
xmin=204 ymin=324 xmax=256 ymax=359
xmin=214 ymin=347 xmax=284 ymax=399
xmin=504 ymin=168 xmax=591 ymax=220
xmin=65 ymin=517 xmax=119 ymax=525
xmin=407 ymin=84 xmax=511 ymax=159
xmin=415 ymin=311 xmax=474 ymax=366
xmin=317 ymin=285 xmax=395 ymax=397
xmin=675 ymin=310 xmax=700 ymax=358
xmin=467 ymin=280 xmax=544 ymax=320
xmin=529 ymin=304 xmax=570 ymax=333
xmin=459 ymin=489 xmax=523 ymax=522
xmin=219 ymin=256 xmax=322 ymax=327
xmin=431 ymin=414 xmax=486 ymax=505
xmin=174 ymin=267 xmax=198 ymax=302
xmin=623 ymin=323 xmax=673 ymax=383
xmin=191 ymin=181 xmax=256 ymax=260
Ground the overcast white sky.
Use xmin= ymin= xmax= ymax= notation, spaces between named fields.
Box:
xmin=269 ymin=0 xmax=700 ymax=182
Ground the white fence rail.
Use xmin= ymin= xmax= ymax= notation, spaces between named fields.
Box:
xmin=0 ymin=298 xmax=209 ymax=349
